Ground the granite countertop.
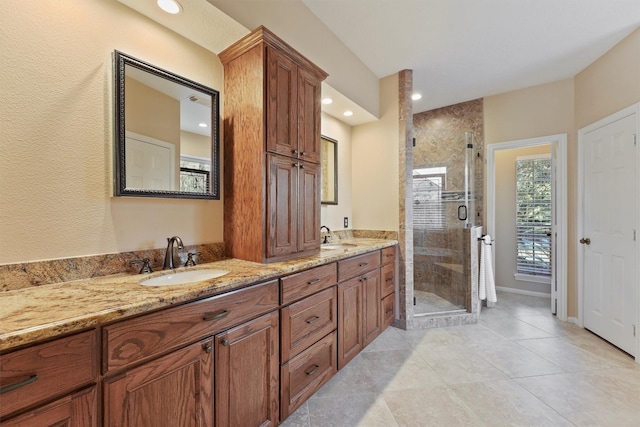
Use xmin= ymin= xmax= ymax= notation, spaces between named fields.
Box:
xmin=0 ymin=238 xmax=396 ymax=352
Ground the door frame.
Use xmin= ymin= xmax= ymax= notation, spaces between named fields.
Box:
xmin=577 ymin=102 xmax=639 ymax=361
xmin=486 ymin=134 xmax=568 ymax=321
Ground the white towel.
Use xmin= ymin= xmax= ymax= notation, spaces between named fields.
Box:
xmin=479 ymin=235 xmax=497 ymax=303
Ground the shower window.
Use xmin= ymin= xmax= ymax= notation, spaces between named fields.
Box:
xmin=515 ymin=154 xmax=552 ymax=277
xmin=413 ymin=167 xmax=446 ymax=230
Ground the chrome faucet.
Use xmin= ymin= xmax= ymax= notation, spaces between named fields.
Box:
xmin=320 ymin=225 xmax=331 ymax=244
xmin=163 ymin=236 xmax=184 ymax=269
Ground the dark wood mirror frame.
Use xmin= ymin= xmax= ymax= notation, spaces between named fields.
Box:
xmin=114 ymin=50 xmax=220 ymax=199
xmin=321 ymin=135 xmax=338 ymax=205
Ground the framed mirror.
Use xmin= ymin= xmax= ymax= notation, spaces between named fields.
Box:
xmin=321 ymin=135 xmax=338 ymax=204
xmin=114 ymin=51 xmax=220 ymax=199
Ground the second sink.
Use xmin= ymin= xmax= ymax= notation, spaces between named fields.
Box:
xmin=140 ymin=269 xmax=230 ymax=286
xmin=321 ymin=243 xmax=357 ymax=250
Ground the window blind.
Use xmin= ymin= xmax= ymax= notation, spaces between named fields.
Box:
xmin=516 ymin=156 xmax=552 ymax=277
xmin=413 ymin=174 xmax=446 ymax=230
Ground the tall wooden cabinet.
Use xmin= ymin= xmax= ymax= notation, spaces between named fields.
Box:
xmin=220 ymin=26 xmax=328 ymax=263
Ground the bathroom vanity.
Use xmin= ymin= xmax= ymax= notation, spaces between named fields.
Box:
xmin=0 ymin=240 xmax=397 ymax=426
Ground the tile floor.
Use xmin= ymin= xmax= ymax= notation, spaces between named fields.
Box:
xmin=281 ymin=291 xmax=640 ymax=426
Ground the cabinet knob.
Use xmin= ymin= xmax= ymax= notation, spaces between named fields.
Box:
xmin=203 ymin=344 xmax=212 ymax=354
xmin=580 ymin=237 xmax=591 ymax=245
xmin=300 ymin=151 xmax=306 ymax=156
xmin=221 ymin=338 xmax=230 ymax=346
xmin=292 ymin=149 xmax=299 ymax=154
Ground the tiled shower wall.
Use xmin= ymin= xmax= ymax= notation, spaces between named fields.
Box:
xmin=412 ymin=99 xmax=484 ymax=307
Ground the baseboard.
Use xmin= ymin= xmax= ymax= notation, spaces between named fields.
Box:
xmin=495 ymin=286 xmax=551 ymax=299
xmin=568 ymin=317 xmax=580 ymax=326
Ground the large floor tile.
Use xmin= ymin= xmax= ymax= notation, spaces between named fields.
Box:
xmin=516 ymin=337 xmax=627 ymax=372
xmin=360 ymin=348 xmax=446 ymax=392
xmin=393 ymin=326 xmax=459 ymax=348
xmin=382 ymin=386 xmax=484 ymax=426
xmin=361 ymin=326 xmax=413 ymax=353
xmin=415 ymin=343 xmax=508 ymax=384
xmin=517 ymin=372 xmax=640 ymax=426
xmin=480 ymin=316 xmax=553 ymax=340
xmin=280 ymin=402 xmax=310 ymax=427
xmin=450 ymin=379 xmax=573 ymax=426
xmin=312 ymin=355 xmax=378 ymax=398
xmin=470 ymin=340 xmax=565 ymax=378
xmin=308 ymin=393 xmax=398 ymax=427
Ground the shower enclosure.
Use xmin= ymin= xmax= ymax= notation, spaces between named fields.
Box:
xmin=413 ymin=132 xmax=479 ymax=316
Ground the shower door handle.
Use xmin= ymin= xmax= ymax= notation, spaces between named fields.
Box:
xmin=457 ymin=205 xmax=467 ymax=221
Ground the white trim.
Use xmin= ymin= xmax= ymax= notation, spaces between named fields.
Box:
xmin=568 ymin=317 xmax=580 ymax=326
xmin=496 ymin=285 xmax=551 ymax=299
xmin=486 ymin=134 xmax=568 ymax=322
xmin=516 ymin=153 xmax=551 ymax=162
xmin=514 ymin=273 xmax=552 ymax=285
xmin=577 ymin=102 xmax=640 ymax=362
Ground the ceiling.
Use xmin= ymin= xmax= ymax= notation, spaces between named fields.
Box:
xmin=121 ymin=0 xmax=640 ymax=124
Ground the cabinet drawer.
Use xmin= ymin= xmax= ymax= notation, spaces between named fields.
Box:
xmin=280 ymin=332 xmax=337 ymax=420
xmin=281 ymin=263 xmax=337 ymax=305
xmin=381 ymin=263 xmax=396 ymax=297
xmin=382 ymin=293 xmax=395 ymax=328
xmin=338 ymin=251 xmax=380 ymax=282
xmin=281 ymin=286 xmax=337 ymax=362
xmin=0 ymin=330 xmax=97 ymax=418
xmin=381 ymin=246 xmax=396 ymax=265
xmin=103 ymin=280 xmax=278 ymax=374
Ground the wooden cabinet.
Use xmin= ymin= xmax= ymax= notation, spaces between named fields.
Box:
xmin=103 ymin=338 xmax=214 ymax=427
xmin=362 ymin=268 xmax=382 ymax=347
xmin=215 ymin=311 xmax=279 ymax=427
xmin=0 ymin=330 xmax=97 ymax=421
xmin=0 ymin=386 xmax=96 ymax=427
xmin=380 ymin=245 xmax=397 ymax=328
xmin=220 ymin=26 xmax=327 ymax=263
xmin=337 ymin=275 xmax=364 ymax=369
xmin=266 ymin=155 xmax=320 ymax=260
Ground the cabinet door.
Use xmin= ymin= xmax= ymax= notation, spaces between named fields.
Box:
xmin=267 ymin=154 xmax=298 ymax=259
xmin=337 ymin=277 xmax=363 ymax=370
xmin=215 ymin=311 xmax=279 ymax=427
xmin=362 ymin=269 xmax=382 ymax=347
xmin=297 ymin=160 xmax=320 ymax=253
xmin=266 ymin=48 xmax=298 ymax=158
xmin=297 ymin=67 xmax=322 ymax=164
xmin=103 ymin=339 xmax=214 ymax=427
xmin=1 ymin=386 xmax=96 ymax=427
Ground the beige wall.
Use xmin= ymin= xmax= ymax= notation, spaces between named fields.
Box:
xmin=351 ymin=74 xmax=400 ymax=232
xmin=495 ymin=145 xmax=552 ymax=294
xmin=320 ymin=113 xmax=353 ymax=231
xmin=0 ymin=0 xmax=224 ymax=264
xmin=180 ymin=131 xmax=211 ymax=159
xmin=575 ymin=28 xmax=640 ymax=129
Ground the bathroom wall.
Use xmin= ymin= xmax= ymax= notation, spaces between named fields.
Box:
xmin=351 ymin=74 xmax=400 ymax=232
xmin=495 ymin=144 xmax=552 ymax=295
xmin=0 ymin=0 xmax=224 ymax=264
xmin=320 ymin=112 xmax=353 ymax=232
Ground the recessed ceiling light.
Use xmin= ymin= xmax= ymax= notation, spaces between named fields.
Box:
xmin=322 ymin=97 xmax=333 ymax=105
xmin=198 ymin=123 xmax=208 ymax=128
xmin=343 ymin=110 xmax=353 ymax=117
xmin=157 ymin=0 xmax=182 ymax=14
xmin=411 ymin=93 xmax=422 ymax=101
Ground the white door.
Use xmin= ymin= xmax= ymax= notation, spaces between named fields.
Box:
xmin=550 ymin=144 xmax=558 ymax=314
xmin=582 ymin=113 xmax=637 ymax=356
xmin=125 ymin=132 xmax=176 ymax=191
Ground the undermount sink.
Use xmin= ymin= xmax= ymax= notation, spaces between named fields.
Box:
xmin=321 ymin=243 xmax=358 ymax=250
xmin=140 ymin=269 xmax=230 ymax=286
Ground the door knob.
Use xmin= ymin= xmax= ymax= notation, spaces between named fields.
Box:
xmin=580 ymin=238 xmax=591 ymax=245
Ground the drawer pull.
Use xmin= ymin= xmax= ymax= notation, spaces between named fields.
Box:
xmin=385 ymin=254 xmax=394 ymax=257
xmin=358 ymin=262 xmax=369 ymax=267
xmin=306 ymin=315 xmax=320 ymax=324
xmin=305 ymin=364 xmax=320 ymax=376
xmin=203 ymin=310 xmax=229 ymax=321
xmin=221 ymin=338 xmax=230 ymax=346
xmin=0 ymin=375 xmax=38 ymax=395
xmin=385 ymin=309 xmax=393 ymax=314
xmin=386 ymin=278 xmax=393 ymax=283
xmin=307 ymin=278 xmax=321 ymax=285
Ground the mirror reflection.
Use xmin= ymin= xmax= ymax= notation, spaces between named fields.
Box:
xmin=321 ymin=135 xmax=338 ymax=204
xmin=114 ymin=51 xmax=219 ymax=199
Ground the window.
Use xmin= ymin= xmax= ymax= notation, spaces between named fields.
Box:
xmin=413 ymin=167 xmax=446 ymax=230
xmin=516 ymin=155 xmax=552 ymax=278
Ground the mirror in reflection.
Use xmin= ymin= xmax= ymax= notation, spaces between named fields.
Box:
xmin=321 ymin=135 xmax=338 ymax=204
xmin=114 ymin=51 xmax=220 ymax=199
